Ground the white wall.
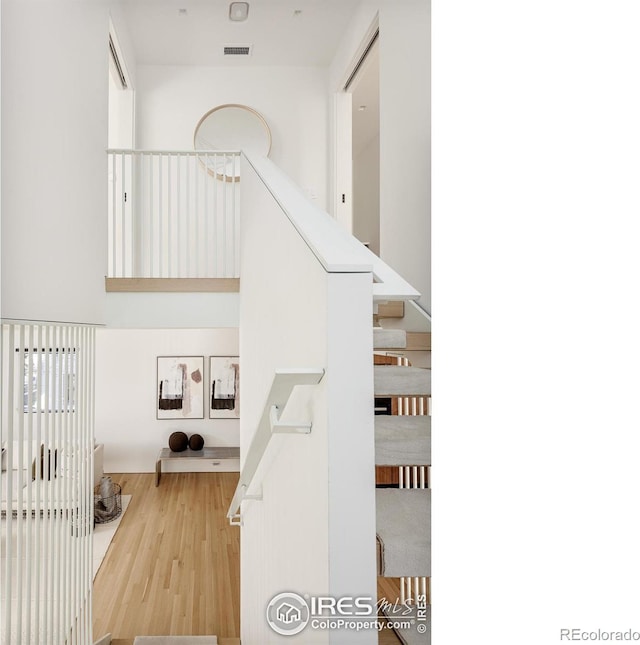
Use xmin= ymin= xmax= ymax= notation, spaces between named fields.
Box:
xmin=240 ymin=158 xmax=376 ymax=644
xmin=330 ymin=0 xmax=431 ymax=312
xmin=379 ymin=2 xmax=430 ymax=312
xmin=1 ymin=0 xmax=109 ymax=324
xmin=134 ymin=65 xmax=330 ymax=209
xmin=108 ymin=71 xmax=135 ymax=149
xmin=95 ymin=327 xmax=239 ymax=473
xmin=353 ymin=133 xmax=380 ymax=254
xmin=105 ymin=292 xmax=239 ymax=328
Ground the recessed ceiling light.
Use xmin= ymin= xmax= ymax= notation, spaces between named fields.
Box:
xmin=229 ymin=2 xmax=249 ymax=22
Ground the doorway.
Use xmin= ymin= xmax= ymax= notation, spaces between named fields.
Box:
xmin=348 ymin=36 xmax=380 ymax=255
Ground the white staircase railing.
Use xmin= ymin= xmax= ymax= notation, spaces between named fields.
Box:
xmin=107 ymin=149 xmax=241 ymax=279
xmin=227 ymin=368 xmax=325 ymax=526
xmin=1 ymin=322 xmax=96 ymax=645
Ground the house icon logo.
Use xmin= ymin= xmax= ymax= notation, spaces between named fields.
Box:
xmin=277 ymin=602 xmax=302 ymax=625
xmin=266 ymin=592 xmax=310 ymax=635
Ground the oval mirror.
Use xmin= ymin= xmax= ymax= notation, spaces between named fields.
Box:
xmin=194 ymin=104 xmax=271 ymax=181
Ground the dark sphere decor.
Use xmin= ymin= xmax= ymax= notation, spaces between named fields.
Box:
xmin=168 ymin=431 xmax=189 ymax=452
xmin=189 ymin=434 xmax=204 ymax=451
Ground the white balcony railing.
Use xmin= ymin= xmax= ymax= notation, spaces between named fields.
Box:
xmin=107 ymin=149 xmax=241 ymax=279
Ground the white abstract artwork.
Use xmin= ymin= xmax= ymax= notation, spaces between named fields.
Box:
xmin=157 ymin=356 xmax=204 ymax=419
xmin=209 ymin=356 xmax=239 ymax=419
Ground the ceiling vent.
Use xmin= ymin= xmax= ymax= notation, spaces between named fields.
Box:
xmin=224 ymin=44 xmax=253 ymax=56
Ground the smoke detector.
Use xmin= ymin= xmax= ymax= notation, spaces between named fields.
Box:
xmin=229 ymin=2 xmax=249 ymax=22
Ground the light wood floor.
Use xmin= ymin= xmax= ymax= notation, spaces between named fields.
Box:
xmin=93 ymin=473 xmax=240 ymax=642
xmin=377 ymin=578 xmax=403 ymax=644
xmin=93 ymin=473 xmax=414 ymax=644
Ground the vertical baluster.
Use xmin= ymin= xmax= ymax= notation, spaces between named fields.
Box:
xmin=52 ymin=330 xmax=61 ymax=642
xmin=65 ymin=328 xmax=73 ymax=641
xmin=3 ymin=325 xmax=15 ymax=644
xmin=177 ymin=153 xmax=182 ymax=277
xmin=85 ymin=326 xmax=95 ymax=641
xmin=234 ymin=153 xmax=240 ymax=277
xmin=16 ymin=326 xmax=25 ymax=642
xmin=195 ymin=151 xmax=200 ymax=275
xmin=120 ymin=152 xmax=126 ymax=278
xmin=186 ymin=153 xmax=192 ymax=277
xmin=61 ymin=329 xmax=69 ymax=640
xmin=43 ymin=326 xmax=52 ymax=640
xmin=149 ymin=154 xmax=154 ymax=277
xmin=204 ymin=154 xmax=209 ymax=277
xmin=229 ymin=154 xmax=236 ymax=277
xmin=167 ymin=154 xmax=172 ymax=277
xmin=70 ymin=327 xmax=78 ymax=644
xmin=222 ymin=154 xmax=228 ymax=278
xmin=212 ymin=154 xmax=219 ymax=277
xmin=111 ymin=154 xmax=117 ymax=277
xmin=24 ymin=326 xmax=34 ymax=644
xmin=159 ymin=154 xmax=164 ymax=277
xmin=138 ymin=153 xmax=142 ymax=278
xmin=33 ymin=324 xmax=43 ymax=643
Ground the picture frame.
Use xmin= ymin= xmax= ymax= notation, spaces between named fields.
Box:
xmin=209 ymin=356 xmax=240 ymax=419
xmin=157 ymin=356 xmax=204 ymax=420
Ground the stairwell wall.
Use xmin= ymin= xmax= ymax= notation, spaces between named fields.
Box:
xmin=240 ymin=157 xmax=377 ymax=644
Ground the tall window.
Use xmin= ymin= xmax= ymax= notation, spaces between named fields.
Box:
xmin=21 ymin=348 xmax=77 ymax=413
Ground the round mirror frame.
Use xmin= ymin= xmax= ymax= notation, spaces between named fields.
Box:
xmin=193 ymin=103 xmax=272 ymax=182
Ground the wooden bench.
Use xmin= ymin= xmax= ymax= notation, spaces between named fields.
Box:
xmin=155 ymin=447 xmax=240 ymax=486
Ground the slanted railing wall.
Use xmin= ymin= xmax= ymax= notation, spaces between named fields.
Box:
xmin=239 ymin=153 xmax=419 ymax=644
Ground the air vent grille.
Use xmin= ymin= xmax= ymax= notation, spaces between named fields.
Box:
xmin=224 ymin=45 xmax=253 ymax=56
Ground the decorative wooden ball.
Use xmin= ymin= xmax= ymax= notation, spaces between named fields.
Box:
xmin=189 ymin=434 xmax=204 ymax=451
xmin=168 ymin=431 xmax=188 ymax=452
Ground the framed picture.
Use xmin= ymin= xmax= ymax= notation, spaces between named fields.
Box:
xmin=157 ymin=356 xmax=204 ymax=419
xmin=209 ymin=356 xmax=239 ymax=419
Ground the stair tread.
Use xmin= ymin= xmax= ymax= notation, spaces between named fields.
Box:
xmin=374 ymin=366 xmax=431 ymax=396
xmin=376 ymin=488 xmax=430 ymax=577
xmin=375 ymin=416 xmax=431 ymax=466
xmin=373 ymin=328 xmax=407 ymax=349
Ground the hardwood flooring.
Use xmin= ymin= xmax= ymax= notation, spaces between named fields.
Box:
xmin=94 ymin=473 xmax=418 ymax=645
xmin=93 ymin=473 xmax=240 ymax=641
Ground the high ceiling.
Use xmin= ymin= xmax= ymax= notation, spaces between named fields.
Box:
xmin=116 ymin=0 xmax=364 ymax=67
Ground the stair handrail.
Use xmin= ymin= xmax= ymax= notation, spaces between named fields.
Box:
xmin=243 ymin=153 xmax=420 ymax=302
xmin=408 ymin=299 xmax=432 ymax=323
xmin=227 ymin=367 xmax=325 ymax=526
